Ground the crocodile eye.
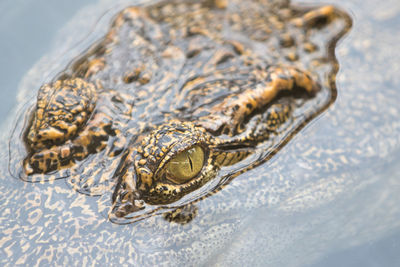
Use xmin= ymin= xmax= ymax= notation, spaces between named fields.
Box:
xmin=166 ymin=145 xmax=204 ymax=184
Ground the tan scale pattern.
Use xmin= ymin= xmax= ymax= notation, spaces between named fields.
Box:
xmin=27 ymin=78 xmax=97 ymax=150
xmin=8 ymin=0 xmax=352 ymax=226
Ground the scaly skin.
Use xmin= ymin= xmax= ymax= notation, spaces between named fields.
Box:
xmin=111 ymin=65 xmax=319 ymax=222
xmin=10 ymin=0 xmax=351 ymax=224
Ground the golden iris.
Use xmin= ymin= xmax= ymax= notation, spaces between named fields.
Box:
xmin=166 ymin=145 xmax=204 ymax=184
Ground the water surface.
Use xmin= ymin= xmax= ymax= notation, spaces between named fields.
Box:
xmin=1 ymin=0 xmax=400 ymax=266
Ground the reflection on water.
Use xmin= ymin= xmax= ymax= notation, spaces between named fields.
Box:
xmin=1 ymin=0 xmax=400 ymax=266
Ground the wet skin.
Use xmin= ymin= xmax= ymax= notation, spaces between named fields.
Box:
xmin=11 ymin=0 xmax=351 ymax=223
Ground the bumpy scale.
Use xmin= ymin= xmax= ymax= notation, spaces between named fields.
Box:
xmin=13 ymin=0 xmax=351 ymax=223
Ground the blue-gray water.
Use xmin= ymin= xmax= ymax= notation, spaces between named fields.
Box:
xmin=0 ymin=0 xmax=97 ymax=119
xmin=1 ymin=0 xmax=400 ymax=266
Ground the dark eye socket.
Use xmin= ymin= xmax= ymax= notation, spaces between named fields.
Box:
xmin=165 ymin=145 xmax=205 ymax=184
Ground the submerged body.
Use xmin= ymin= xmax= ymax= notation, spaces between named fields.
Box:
xmin=2 ymin=0 xmax=384 ymax=265
xmin=4 ymin=0 xmax=400 ymax=265
xmin=10 ymin=0 xmax=350 ymax=224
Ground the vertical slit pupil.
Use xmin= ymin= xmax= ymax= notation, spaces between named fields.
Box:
xmin=188 ymin=155 xmax=193 ymax=171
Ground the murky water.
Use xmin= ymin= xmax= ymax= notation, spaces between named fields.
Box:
xmin=1 ymin=0 xmax=400 ymax=266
